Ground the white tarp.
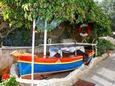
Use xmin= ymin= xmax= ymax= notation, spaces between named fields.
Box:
xmin=49 ymin=46 xmax=85 ymax=57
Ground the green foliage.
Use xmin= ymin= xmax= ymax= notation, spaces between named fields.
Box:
xmin=99 ymin=0 xmax=115 ymax=31
xmin=0 ymin=1 xmax=31 ymax=29
xmin=99 ymin=0 xmax=115 ymax=15
xmin=97 ymin=38 xmax=115 ymax=56
xmin=0 ymin=77 xmax=19 ymax=86
xmin=0 ymin=0 xmax=112 ymax=36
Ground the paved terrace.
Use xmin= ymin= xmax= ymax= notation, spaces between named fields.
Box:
xmin=81 ymin=52 xmax=115 ymax=86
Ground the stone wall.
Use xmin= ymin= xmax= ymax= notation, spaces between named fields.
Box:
xmin=0 ymin=46 xmax=39 ymax=71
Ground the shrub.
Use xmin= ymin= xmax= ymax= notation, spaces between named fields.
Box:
xmin=97 ymin=38 xmax=115 ymax=56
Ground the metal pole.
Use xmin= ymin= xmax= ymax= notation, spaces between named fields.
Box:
xmin=43 ymin=19 xmax=47 ymax=58
xmin=39 ymin=42 xmax=96 ymax=46
xmin=31 ymin=19 xmax=35 ymax=86
xmin=95 ymin=41 xmax=98 ymax=56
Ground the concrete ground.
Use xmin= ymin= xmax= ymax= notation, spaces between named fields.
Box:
xmin=81 ymin=52 xmax=115 ymax=86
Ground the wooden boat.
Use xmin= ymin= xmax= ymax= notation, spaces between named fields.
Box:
xmin=11 ymin=50 xmax=95 ymax=79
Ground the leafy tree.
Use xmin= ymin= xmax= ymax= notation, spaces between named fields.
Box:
xmin=0 ymin=0 xmax=112 ymax=45
xmin=0 ymin=1 xmax=32 ymax=46
xmin=99 ymin=0 xmax=115 ymax=15
xmin=99 ymin=0 xmax=115 ymax=31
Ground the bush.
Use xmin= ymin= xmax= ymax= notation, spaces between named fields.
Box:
xmin=97 ymin=38 xmax=115 ymax=56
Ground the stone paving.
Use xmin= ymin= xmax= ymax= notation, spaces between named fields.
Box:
xmin=81 ymin=52 xmax=115 ymax=86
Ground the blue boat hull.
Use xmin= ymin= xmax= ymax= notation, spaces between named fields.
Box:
xmin=18 ymin=60 xmax=83 ymax=76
